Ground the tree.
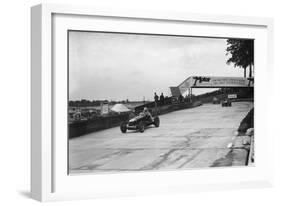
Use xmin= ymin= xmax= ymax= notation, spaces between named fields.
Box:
xmin=226 ymin=39 xmax=254 ymax=77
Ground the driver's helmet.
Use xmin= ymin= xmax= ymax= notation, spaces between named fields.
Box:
xmin=143 ymin=107 xmax=148 ymax=112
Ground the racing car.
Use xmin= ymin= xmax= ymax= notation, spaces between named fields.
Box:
xmin=120 ymin=111 xmax=160 ymax=133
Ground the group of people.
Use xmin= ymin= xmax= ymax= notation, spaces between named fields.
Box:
xmin=154 ymin=92 xmax=188 ymax=105
xmin=154 ymin=92 xmax=165 ymax=106
xmin=178 ymin=94 xmax=184 ymax=103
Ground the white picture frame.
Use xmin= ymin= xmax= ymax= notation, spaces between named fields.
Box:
xmin=31 ymin=3 xmax=274 ymax=202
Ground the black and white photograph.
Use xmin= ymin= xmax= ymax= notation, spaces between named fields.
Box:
xmin=68 ymin=31 xmax=254 ymax=174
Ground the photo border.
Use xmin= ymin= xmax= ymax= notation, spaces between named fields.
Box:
xmin=31 ymin=3 xmax=274 ymax=201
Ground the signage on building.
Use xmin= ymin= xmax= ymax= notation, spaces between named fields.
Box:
xmin=176 ymin=76 xmax=254 ymax=95
xmin=228 ymin=94 xmax=237 ymax=99
xmin=100 ymin=103 xmax=109 ymax=115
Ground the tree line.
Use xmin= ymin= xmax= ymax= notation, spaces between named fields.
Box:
xmin=226 ymin=39 xmax=254 ymax=78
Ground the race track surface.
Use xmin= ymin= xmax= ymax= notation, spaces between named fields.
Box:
xmin=69 ymin=102 xmax=253 ymax=174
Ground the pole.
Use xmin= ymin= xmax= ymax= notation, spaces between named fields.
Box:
xmin=190 ymin=88 xmax=192 ymax=103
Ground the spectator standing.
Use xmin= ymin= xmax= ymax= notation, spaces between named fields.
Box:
xmin=185 ymin=94 xmax=188 ymax=102
xmin=160 ymin=93 xmax=164 ymax=105
xmin=178 ymin=94 xmax=183 ymax=103
xmin=154 ymin=92 xmax=159 ymax=105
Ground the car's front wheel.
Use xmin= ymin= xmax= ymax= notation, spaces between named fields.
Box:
xmin=154 ymin=117 xmax=160 ymax=127
xmin=120 ymin=122 xmax=127 ymax=133
xmin=138 ymin=122 xmax=145 ymax=133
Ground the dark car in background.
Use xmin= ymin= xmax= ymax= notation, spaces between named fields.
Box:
xmin=221 ymin=98 xmax=232 ymax=107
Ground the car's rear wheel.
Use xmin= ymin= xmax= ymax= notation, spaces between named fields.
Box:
xmin=120 ymin=122 xmax=127 ymax=133
xmin=154 ymin=117 xmax=160 ymax=127
xmin=138 ymin=122 xmax=145 ymax=133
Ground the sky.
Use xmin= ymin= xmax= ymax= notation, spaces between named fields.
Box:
xmin=69 ymin=31 xmax=244 ymax=101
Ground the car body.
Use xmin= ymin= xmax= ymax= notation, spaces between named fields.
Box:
xmin=120 ymin=112 xmax=160 ymax=133
xmin=221 ymin=99 xmax=232 ymax=107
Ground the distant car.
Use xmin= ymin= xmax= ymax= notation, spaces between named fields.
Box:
xmin=120 ymin=112 xmax=160 ymax=133
xmin=212 ymin=97 xmax=220 ymax=104
xmin=221 ymin=99 xmax=232 ymax=107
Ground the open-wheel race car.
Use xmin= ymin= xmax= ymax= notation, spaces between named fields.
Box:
xmin=120 ymin=110 xmax=160 ymax=133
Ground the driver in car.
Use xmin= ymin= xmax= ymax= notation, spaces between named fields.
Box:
xmin=142 ymin=107 xmax=153 ymax=122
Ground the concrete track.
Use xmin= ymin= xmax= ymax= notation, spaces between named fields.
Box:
xmin=69 ymin=102 xmax=253 ymax=174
